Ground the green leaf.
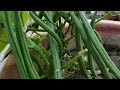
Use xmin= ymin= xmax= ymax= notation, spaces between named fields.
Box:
xmin=21 ymin=11 xmax=30 ymax=26
xmin=0 ymin=28 xmax=8 ymax=52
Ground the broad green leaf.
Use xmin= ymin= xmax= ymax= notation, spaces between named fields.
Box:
xmin=0 ymin=11 xmax=8 ymax=52
xmin=0 ymin=28 xmax=8 ymax=52
xmin=21 ymin=11 xmax=30 ymax=25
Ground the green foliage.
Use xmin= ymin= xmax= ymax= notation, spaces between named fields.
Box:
xmin=0 ymin=28 xmax=8 ymax=52
xmin=1 ymin=11 xmax=120 ymax=79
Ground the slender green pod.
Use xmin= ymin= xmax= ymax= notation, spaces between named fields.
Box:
xmin=47 ymin=11 xmax=63 ymax=79
xmin=88 ymin=52 xmax=98 ymax=77
xmin=75 ymin=25 xmax=91 ymax=78
xmin=90 ymin=11 xmax=103 ymax=43
xmin=90 ymin=11 xmax=98 ymax=29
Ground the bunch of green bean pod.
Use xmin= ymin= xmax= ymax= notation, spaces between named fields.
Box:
xmin=70 ymin=11 xmax=112 ymax=79
xmin=2 ymin=11 xmax=120 ymax=79
xmin=2 ymin=11 xmax=29 ymax=79
xmin=2 ymin=11 xmax=40 ymax=79
xmin=70 ymin=11 xmax=120 ymax=79
xmin=79 ymin=11 xmax=120 ymax=78
xmin=29 ymin=11 xmax=63 ymax=79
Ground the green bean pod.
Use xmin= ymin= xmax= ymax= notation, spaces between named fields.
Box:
xmin=90 ymin=11 xmax=98 ymax=29
xmin=75 ymin=25 xmax=91 ymax=79
xmin=87 ymin=52 xmax=98 ymax=78
xmin=47 ymin=11 xmax=63 ymax=79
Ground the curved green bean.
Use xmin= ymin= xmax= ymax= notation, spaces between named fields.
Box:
xmin=29 ymin=11 xmax=63 ymax=58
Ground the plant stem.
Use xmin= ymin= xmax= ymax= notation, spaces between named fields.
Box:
xmin=95 ymin=11 xmax=112 ymax=24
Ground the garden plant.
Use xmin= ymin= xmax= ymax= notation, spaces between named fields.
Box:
xmin=0 ymin=11 xmax=120 ymax=79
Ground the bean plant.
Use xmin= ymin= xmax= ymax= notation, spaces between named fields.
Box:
xmin=0 ymin=11 xmax=120 ymax=79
